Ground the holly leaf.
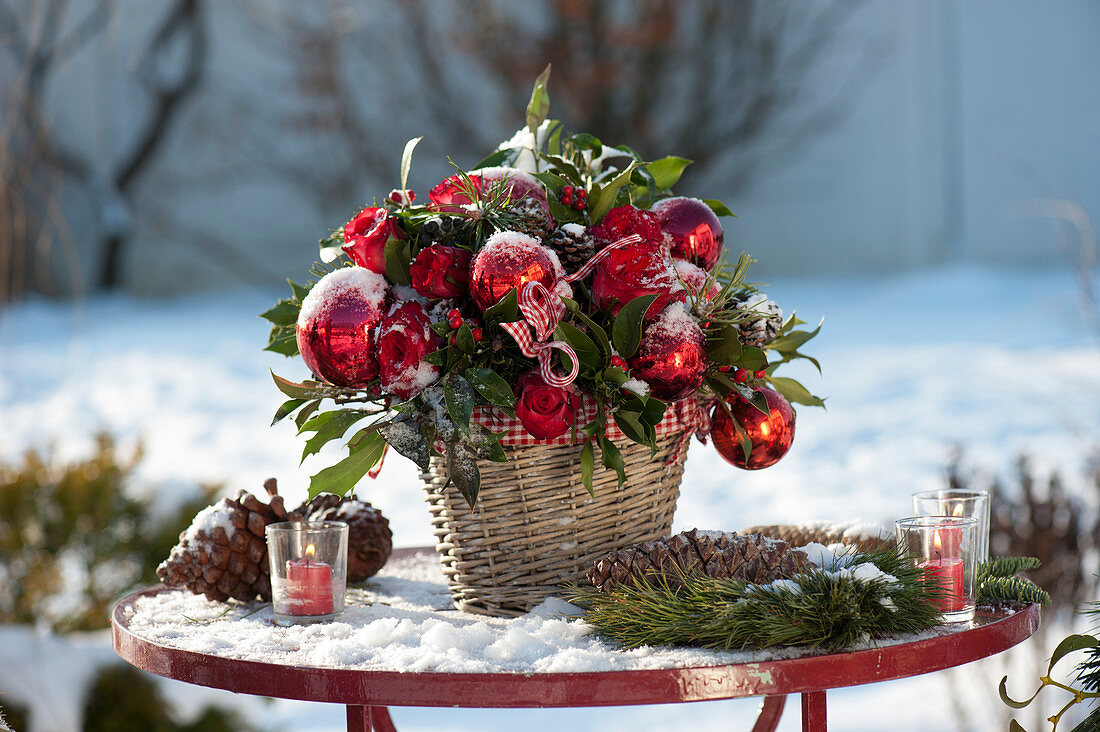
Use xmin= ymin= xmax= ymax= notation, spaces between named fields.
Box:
xmin=555 ymin=322 xmax=601 ymax=371
xmin=483 ymin=288 xmax=519 ymax=324
xmin=378 ymin=419 xmax=431 ymax=470
xmin=444 ymin=373 xmax=475 ymax=431
xmin=768 ymin=320 xmax=822 ymax=353
xmin=271 ymin=372 xmax=330 ymax=400
xmin=526 ymin=63 xmax=552 ymax=136
xmin=589 ymin=161 xmax=640 ymax=223
xmin=769 ymin=376 xmax=826 ymax=408
xmin=580 ymin=440 xmax=595 ymax=496
xmin=307 ymin=430 xmax=386 ymax=499
xmin=448 ymin=447 xmax=481 ymax=508
xmin=701 ymin=199 xmax=736 ymax=217
xmin=384 ymin=236 xmax=412 ymax=286
xmin=271 ymin=398 xmax=306 ymax=426
xmin=706 ymin=325 xmax=743 ymax=365
xmin=562 ymin=298 xmax=612 ymax=356
xmin=260 ymin=300 xmax=299 ymax=327
xmin=612 ymin=294 xmax=658 ymax=358
xmin=293 ymin=399 xmax=322 ymax=430
xmin=646 ymin=156 xmax=692 ymax=191
xmin=732 ymin=346 xmax=769 ymax=371
xmin=299 ymin=409 xmax=372 ymax=463
xmin=264 ymin=325 xmax=299 ymax=357
xmin=400 ymin=136 xmax=422 ymax=194
xmin=599 ymin=438 xmax=627 ymax=488
xmin=465 ymin=367 xmax=516 ymax=412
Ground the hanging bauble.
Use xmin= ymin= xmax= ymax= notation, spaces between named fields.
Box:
xmin=591 ymin=238 xmax=686 ymax=320
xmin=651 ymin=197 xmax=724 ymax=271
xmin=468 ymin=230 xmax=565 ymax=312
xmin=627 ymin=303 xmax=708 ymax=401
xmin=711 ymin=387 xmax=795 ymax=470
xmin=296 ymin=267 xmax=389 ymax=387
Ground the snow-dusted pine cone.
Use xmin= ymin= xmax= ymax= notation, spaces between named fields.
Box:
xmin=510 ymin=197 xmax=554 ymax=240
xmin=586 ymin=529 xmax=810 ymax=594
xmin=157 ymin=480 xmax=291 ymax=602
xmin=732 ymin=292 xmax=784 ymax=347
xmin=299 ymin=493 xmax=393 ymax=582
xmin=544 ymin=223 xmax=595 ymax=274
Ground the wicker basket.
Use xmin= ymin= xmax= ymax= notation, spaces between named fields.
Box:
xmin=421 ymin=434 xmax=687 ymax=616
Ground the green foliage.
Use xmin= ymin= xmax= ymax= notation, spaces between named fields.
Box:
xmin=976 ymin=556 xmax=1051 ymax=606
xmin=82 ymin=664 xmax=257 ymax=732
xmin=0 ymin=434 xmax=220 ymax=632
xmin=571 ymin=546 xmax=943 ymax=652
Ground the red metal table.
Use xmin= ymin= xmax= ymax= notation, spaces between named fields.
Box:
xmin=112 ymin=556 xmax=1039 ymax=732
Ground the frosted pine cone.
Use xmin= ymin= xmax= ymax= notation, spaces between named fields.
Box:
xmin=586 ymin=529 xmax=810 ymax=593
xmin=300 ymin=493 xmax=393 ymax=581
xmin=732 ymin=292 xmax=783 ymax=347
xmin=544 ymin=223 xmax=595 ymax=274
xmin=157 ymin=482 xmax=291 ymax=602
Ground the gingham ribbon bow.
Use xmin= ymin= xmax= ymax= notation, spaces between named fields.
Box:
xmin=500 ymin=233 xmax=643 ymax=387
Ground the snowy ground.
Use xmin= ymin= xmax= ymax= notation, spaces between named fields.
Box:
xmin=1 ymin=265 xmax=1098 ymax=731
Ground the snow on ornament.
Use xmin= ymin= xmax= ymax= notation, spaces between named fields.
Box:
xmin=626 ymin=303 xmax=708 ymax=400
xmin=296 ymin=267 xmax=389 ymax=387
xmin=376 ymin=300 xmax=444 ymax=400
xmin=711 ymin=387 xmax=796 ymax=470
xmin=474 ymin=166 xmax=553 ymax=221
xmin=674 ymin=260 xmax=720 ymax=304
xmin=651 ymin=197 xmax=724 ymax=270
xmin=591 ymin=236 xmax=685 ymax=320
xmin=468 ymin=230 xmax=566 ymax=312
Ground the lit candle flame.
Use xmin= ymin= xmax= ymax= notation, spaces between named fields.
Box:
xmin=952 ymin=504 xmax=964 ymax=517
xmin=933 ymin=529 xmax=943 ymax=553
xmin=305 ymin=543 xmax=316 ymax=561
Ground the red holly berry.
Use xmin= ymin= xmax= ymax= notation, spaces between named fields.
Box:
xmin=562 ymin=185 xmax=574 ymax=196
xmin=754 ymin=369 xmax=767 ymax=379
xmin=562 ymin=193 xmax=574 ymax=205
xmin=610 ymin=355 xmax=627 ymax=369
xmin=576 ymin=189 xmax=587 ymax=200
xmin=448 ymin=316 xmax=463 ymax=330
xmin=572 ymin=200 xmax=585 ymax=211
xmin=447 ymin=308 xmax=461 ymax=319
xmin=471 ymin=327 xmax=483 ymax=341
xmin=733 ymin=368 xmax=748 ymax=383
xmin=718 ymin=365 xmax=731 ymax=373
xmin=449 ymin=334 xmax=457 ymax=347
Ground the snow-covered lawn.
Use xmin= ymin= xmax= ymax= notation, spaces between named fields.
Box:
xmin=1 ymin=265 xmax=1097 ymax=731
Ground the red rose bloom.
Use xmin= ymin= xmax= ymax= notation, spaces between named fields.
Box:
xmin=376 ymin=300 xmax=443 ymax=400
xmin=514 ymin=370 xmax=580 ymax=440
xmin=589 ymin=205 xmax=664 ymax=248
xmin=429 ymin=174 xmax=483 ymax=214
xmin=343 ymin=207 xmax=402 ymax=274
xmin=591 ymin=239 xmax=687 ymax=320
xmin=410 ymin=245 xmax=472 ymax=299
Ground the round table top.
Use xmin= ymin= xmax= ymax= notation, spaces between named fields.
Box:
xmin=112 ymin=558 xmax=1041 ymax=709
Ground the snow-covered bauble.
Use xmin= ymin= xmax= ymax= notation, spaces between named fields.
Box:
xmin=296 ymin=267 xmax=389 ymax=387
xmin=627 ymin=303 xmax=708 ymax=400
xmin=711 ymin=387 xmax=796 ymax=470
xmin=376 ymin=300 xmax=443 ymax=400
xmin=468 ymin=231 xmax=565 ymax=312
xmin=674 ymin=260 xmax=720 ymax=304
xmin=652 ymin=197 xmax=724 ymax=270
xmin=592 ymin=236 xmax=686 ymax=320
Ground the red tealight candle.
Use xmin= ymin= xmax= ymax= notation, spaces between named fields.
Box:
xmin=920 ymin=529 xmax=965 ymax=612
xmin=285 ymin=544 xmax=334 ymax=616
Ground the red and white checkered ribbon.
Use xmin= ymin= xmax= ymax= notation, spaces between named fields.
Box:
xmin=498 ymin=233 xmax=643 ymax=387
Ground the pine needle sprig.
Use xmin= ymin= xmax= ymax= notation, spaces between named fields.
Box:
xmin=570 ymin=546 xmax=943 ymax=653
xmin=439 ymin=164 xmax=544 ymax=249
xmin=975 ymin=556 xmax=1051 ymax=606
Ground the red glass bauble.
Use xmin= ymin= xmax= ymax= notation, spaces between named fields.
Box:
xmin=711 ymin=387 xmax=795 ymax=470
xmin=627 ymin=304 xmax=708 ymax=401
xmin=296 ymin=267 xmax=389 ymax=387
xmin=652 ymin=197 xmax=724 ymax=271
xmin=591 ymin=239 xmax=686 ymax=320
xmin=469 ymin=231 xmax=562 ymax=312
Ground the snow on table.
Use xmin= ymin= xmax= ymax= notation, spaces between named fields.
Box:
xmin=124 ymin=550 xmax=966 ymax=676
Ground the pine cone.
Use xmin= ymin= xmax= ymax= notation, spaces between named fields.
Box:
xmin=732 ymin=292 xmax=783 ymax=347
xmin=741 ymin=522 xmax=894 ymax=553
xmin=544 ymin=224 xmax=596 ymax=274
xmin=510 ymin=198 xmax=554 ymax=240
xmin=157 ymin=479 xmax=290 ymax=602
xmin=586 ymin=529 xmax=810 ymax=593
xmin=301 ymin=493 xmax=393 ymax=582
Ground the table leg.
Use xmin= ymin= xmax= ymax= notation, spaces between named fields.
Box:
xmin=800 ymin=690 xmax=827 ymax=732
xmin=346 ymin=705 xmax=396 ymax=732
xmin=751 ymin=695 xmax=786 ymax=732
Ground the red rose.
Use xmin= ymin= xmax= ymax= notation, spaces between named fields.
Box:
xmin=410 ymin=244 xmax=472 ymax=299
xmin=591 ymin=239 xmax=686 ymax=320
xmin=376 ymin=300 xmax=443 ymax=400
xmin=429 ymin=174 xmax=483 ymax=214
xmin=514 ymin=370 xmax=580 ymax=440
xmin=343 ymin=207 xmax=403 ymax=274
xmin=589 ymin=205 xmax=664 ymax=248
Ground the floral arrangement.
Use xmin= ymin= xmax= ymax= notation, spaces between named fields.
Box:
xmin=262 ymin=67 xmax=823 ymax=506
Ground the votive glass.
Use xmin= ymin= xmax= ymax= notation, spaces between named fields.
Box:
xmin=912 ymin=488 xmax=990 ymax=563
xmin=266 ymin=521 xmax=348 ymax=626
xmin=894 ymin=515 xmax=978 ymax=623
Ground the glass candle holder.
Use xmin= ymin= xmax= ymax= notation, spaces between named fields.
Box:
xmin=912 ymin=488 xmax=990 ymax=563
xmin=894 ymin=516 xmax=978 ymax=623
xmin=266 ymin=521 xmax=348 ymax=626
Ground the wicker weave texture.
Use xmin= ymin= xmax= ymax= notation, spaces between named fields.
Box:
xmin=422 ymin=435 xmax=686 ymax=616
xmin=741 ymin=524 xmax=894 ymax=553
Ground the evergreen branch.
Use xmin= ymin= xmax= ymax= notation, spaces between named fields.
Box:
xmin=571 ymin=547 xmax=943 ymax=653
xmin=980 ymin=556 xmax=1043 ymax=579
xmin=978 ymin=576 xmax=1051 ymax=606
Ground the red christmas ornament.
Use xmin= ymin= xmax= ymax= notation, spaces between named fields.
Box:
xmin=591 ymin=238 xmax=686 ymax=320
xmin=674 ymin=260 xmax=720 ymax=303
xmin=376 ymin=300 xmax=444 ymax=400
xmin=476 ymin=166 xmax=553 ymax=221
xmin=589 ymin=205 xmax=664 ymax=248
xmin=296 ymin=268 xmax=389 ymax=387
xmin=469 ymin=231 xmax=563 ymax=312
xmin=711 ymin=387 xmax=796 ymax=470
xmin=342 ymin=207 xmax=403 ymax=274
xmin=627 ymin=304 xmax=708 ymax=401
xmin=410 ymin=244 xmax=472 ymax=299
xmin=651 ymin=197 xmax=724 ymax=271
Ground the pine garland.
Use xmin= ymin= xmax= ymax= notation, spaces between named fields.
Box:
xmin=976 ymin=556 xmax=1051 ymax=606
xmin=570 ymin=547 xmax=944 ymax=653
